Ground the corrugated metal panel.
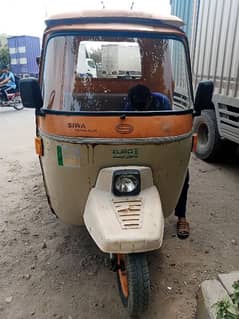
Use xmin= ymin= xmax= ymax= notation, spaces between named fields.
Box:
xmin=171 ymin=0 xmax=239 ymax=98
xmin=25 ymin=37 xmax=41 ymax=75
xmin=171 ymin=0 xmax=194 ymax=40
xmin=193 ymin=0 xmax=239 ymax=98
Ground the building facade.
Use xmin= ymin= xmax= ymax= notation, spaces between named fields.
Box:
xmin=7 ymin=35 xmax=41 ymax=77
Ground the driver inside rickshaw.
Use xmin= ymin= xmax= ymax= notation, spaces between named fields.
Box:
xmin=125 ymin=84 xmax=171 ymax=111
xmin=125 ymin=84 xmax=190 ymax=239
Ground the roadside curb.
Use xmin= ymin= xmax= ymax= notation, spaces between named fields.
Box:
xmin=196 ymin=271 xmax=239 ymax=318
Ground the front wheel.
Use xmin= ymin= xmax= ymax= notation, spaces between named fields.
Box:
xmin=13 ymin=95 xmax=24 ymax=110
xmin=116 ymin=253 xmax=150 ymax=317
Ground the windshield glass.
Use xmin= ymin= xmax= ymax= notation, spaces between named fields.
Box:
xmin=42 ymin=34 xmax=192 ymax=112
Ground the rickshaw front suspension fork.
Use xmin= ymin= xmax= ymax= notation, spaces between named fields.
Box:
xmin=110 ymin=253 xmax=125 ymax=272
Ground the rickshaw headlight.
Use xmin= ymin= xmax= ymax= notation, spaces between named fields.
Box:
xmin=112 ymin=170 xmax=140 ymax=196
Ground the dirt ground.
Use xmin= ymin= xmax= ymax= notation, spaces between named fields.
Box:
xmin=0 ymin=108 xmax=239 ymax=319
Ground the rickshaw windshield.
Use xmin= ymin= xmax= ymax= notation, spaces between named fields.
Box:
xmin=42 ymin=33 xmax=192 ymax=112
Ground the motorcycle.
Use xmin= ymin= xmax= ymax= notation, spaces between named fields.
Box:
xmin=0 ymin=77 xmax=24 ymax=110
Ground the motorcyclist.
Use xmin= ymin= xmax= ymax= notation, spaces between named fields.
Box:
xmin=0 ymin=66 xmax=16 ymax=101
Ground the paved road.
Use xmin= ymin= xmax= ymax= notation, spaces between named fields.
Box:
xmin=0 ymin=107 xmax=35 ymax=159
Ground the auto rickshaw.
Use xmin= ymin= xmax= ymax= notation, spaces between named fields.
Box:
xmin=20 ymin=10 xmax=202 ymax=316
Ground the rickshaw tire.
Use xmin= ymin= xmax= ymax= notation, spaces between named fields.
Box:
xmin=193 ymin=110 xmax=223 ymax=162
xmin=116 ymin=253 xmax=150 ymax=317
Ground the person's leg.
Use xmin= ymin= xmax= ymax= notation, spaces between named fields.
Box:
xmin=0 ymin=86 xmax=9 ymax=101
xmin=4 ymin=86 xmax=14 ymax=100
xmin=175 ymin=170 xmax=190 ymax=239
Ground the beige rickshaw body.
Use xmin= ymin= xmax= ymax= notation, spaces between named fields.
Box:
xmin=36 ymin=10 xmax=194 ymax=253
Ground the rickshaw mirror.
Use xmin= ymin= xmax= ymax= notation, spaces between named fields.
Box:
xmin=20 ymin=78 xmax=43 ymax=109
xmin=194 ymin=81 xmax=214 ymax=115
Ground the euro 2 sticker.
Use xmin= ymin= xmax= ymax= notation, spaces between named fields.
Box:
xmin=57 ymin=145 xmax=81 ymax=167
xmin=112 ymin=148 xmax=139 ymax=159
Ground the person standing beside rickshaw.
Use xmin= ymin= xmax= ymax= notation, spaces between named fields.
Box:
xmin=126 ymin=84 xmax=190 ymax=239
xmin=0 ymin=66 xmax=16 ymax=101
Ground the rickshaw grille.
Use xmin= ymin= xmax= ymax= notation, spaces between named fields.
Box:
xmin=112 ymin=199 xmax=143 ymax=229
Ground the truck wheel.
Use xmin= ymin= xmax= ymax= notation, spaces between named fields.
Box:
xmin=116 ymin=253 xmax=150 ymax=316
xmin=193 ymin=110 xmax=222 ymax=162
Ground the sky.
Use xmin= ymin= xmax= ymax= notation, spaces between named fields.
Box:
xmin=0 ymin=0 xmax=171 ymax=38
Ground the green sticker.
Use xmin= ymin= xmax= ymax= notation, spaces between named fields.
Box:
xmin=57 ymin=145 xmax=63 ymax=166
xmin=56 ymin=145 xmax=81 ymax=167
xmin=112 ymin=148 xmax=139 ymax=159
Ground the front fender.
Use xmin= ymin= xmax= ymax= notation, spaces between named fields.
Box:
xmin=83 ymin=166 xmax=164 ymax=253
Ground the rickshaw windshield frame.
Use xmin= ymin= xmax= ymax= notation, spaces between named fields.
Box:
xmin=41 ymin=108 xmax=193 ymax=116
xmin=40 ymin=29 xmax=194 ymax=116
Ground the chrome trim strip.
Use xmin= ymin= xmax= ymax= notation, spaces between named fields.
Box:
xmin=39 ymin=129 xmax=193 ymax=144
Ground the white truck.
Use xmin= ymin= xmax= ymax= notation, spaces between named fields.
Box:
xmin=76 ymin=42 xmax=97 ymax=78
xmin=171 ymin=0 xmax=239 ymax=161
xmin=101 ymin=43 xmax=141 ymax=78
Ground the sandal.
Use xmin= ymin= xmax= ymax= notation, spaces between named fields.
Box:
xmin=177 ymin=218 xmax=190 ymax=239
